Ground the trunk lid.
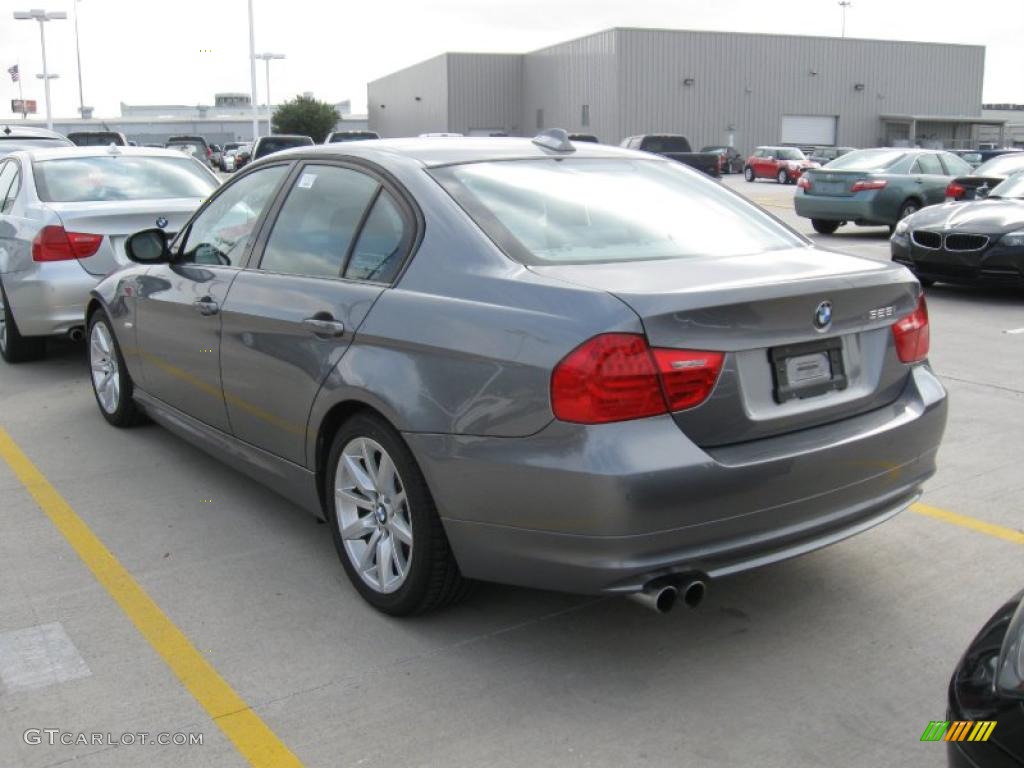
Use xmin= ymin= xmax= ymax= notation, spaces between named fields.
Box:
xmin=531 ymin=248 xmax=920 ymax=446
xmin=951 ymin=174 xmax=1005 ymax=202
xmin=48 ymin=198 xmax=202 ymax=276
xmin=801 ymin=168 xmax=875 ymax=198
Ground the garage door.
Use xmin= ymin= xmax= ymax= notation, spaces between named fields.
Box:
xmin=781 ymin=115 xmax=837 ymax=146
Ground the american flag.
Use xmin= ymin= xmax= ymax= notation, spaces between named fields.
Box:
xmin=7 ymin=65 xmax=19 ymax=83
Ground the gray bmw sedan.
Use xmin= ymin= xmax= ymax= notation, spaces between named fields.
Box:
xmin=86 ymin=131 xmax=947 ymax=615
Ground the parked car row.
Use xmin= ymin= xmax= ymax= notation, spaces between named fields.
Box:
xmin=0 ymin=126 xmax=948 ymax=619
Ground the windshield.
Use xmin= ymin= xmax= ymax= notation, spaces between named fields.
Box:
xmin=33 ymin=155 xmax=218 ymax=202
xmin=777 ymin=148 xmax=806 ymax=161
xmin=433 ymin=158 xmax=806 ymax=265
xmin=989 ymin=172 xmax=1024 ymax=199
xmin=827 ymin=149 xmax=906 ymax=172
xmin=974 ymin=153 xmax=1024 ymax=178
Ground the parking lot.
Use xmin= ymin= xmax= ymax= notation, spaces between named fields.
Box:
xmin=1 ymin=171 xmax=1022 ymax=768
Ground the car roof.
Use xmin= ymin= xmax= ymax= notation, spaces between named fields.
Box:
xmin=13 ymin=145 xmax=212 ymax=162
xmin=1 ymin=124 xmax=68 ymax=140
xmin=274 ymin=136 xmax=645 ymax=168
xmin=259 ymin=134 xmax=313 ymax=141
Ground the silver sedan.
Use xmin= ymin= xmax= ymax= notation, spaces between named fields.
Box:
xmin=0 ymin=145 xmax=218 ymax=362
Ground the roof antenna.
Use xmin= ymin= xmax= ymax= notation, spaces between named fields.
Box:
xmin=532 ymin=128 xmax=575 ymax=153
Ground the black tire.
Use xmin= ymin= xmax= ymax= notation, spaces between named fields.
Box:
xmin=0 ymin=278 xmax=46 ymax=363
xmin=88 ymin=310 xmax=145 ymax=427
xmin=914 ymin=275 xmax=936 ymax=288
xmin=777 ymin=169 xmax=789 ymax=184
xmin=326 ymin=412 xmax=469 ymax=616
xmin=890 ymin=200 xmax=921 ymax=233
xmin=811 ymin=219 xmax=841 ymax=235
xmin=743 ymin=166 xmax=755 ymax=182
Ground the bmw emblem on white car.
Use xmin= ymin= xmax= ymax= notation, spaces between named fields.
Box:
xmin=156 ymin=216 xmax=168 ymax=229
xmin=814 ymin=300 xmax=833 ymax=331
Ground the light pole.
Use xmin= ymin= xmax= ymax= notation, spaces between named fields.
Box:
xmin=13 ymin=9 xmax=67 ymax=130
xmin=255 ymin=53 xmax=285 ymax=136
xmin=73 ymin=0 xmax=85 ymax=116
xmin=246 ymin=0 xmax=259 ymax=139
xmin=838 ymin=1 xmax=852 ymax=38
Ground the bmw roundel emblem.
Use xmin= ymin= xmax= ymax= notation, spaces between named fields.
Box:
xmin=155 ymin=216 xmax=168 ymax=229
xmin=814 ymin=300 xmax=833 ymax=331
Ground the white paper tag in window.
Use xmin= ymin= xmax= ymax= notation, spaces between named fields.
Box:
xmin=297 ymin=173 xmax=317 ymax=189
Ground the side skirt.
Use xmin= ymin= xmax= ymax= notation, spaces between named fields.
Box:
xmin=133 ymin=389 xmax=324 ymax=520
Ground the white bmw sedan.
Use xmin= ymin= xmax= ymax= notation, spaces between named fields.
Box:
xmin=0 ymin=145 xmax=218 ymax=362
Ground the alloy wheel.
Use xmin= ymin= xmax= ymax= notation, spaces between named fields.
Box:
xmin=335 ymin=436 xmax=414 ymax=594
xmin=90 ymin=321 xmax=120 ymax=414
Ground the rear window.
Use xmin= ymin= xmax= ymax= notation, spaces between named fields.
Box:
xmin=0 ymin=138 xmax=70 ymax=157
xmin=257 ymin=137 xmax=312 ymax=156
xmin=33 ymin=155 xmax=217 ymax=203
xmin=433 ymin=158 xmax=805 ymax=265
xmin=974 ymin=153 xmax=1024 ymax=178
xmin=69 ymin=133 xmax=124 ymax=147
xmin=641 ymin=137 xmax=691 ymax=153
xmin=990 ymin=172 xmax=1024 ymax=199
xmin=167 ymin=141 xmax=207 ymax=160
xmin=827 ymin=149 xmax=907 ymax=172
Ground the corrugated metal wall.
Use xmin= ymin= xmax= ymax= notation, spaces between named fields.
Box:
xmin=368 ymin=29 xmax=985 ymax=151
xmin=447 ymin=54 xmax=523 ymax=135
xmin=368 ymin=55 xmax=449 ymax=137
xmin=522 ymin=30 xmax=619 ymax=143
xmin=612 ymin=29 xmax=983 ymax=151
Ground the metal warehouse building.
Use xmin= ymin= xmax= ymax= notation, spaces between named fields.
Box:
xmin=368 ymin=28 xmax=1003 ymax=151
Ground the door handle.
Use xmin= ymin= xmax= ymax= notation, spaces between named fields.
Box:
xmin=302 ymin=315 xmax=345 ymax=338
xmin=192 ymin=297 xmax=220 ymax=316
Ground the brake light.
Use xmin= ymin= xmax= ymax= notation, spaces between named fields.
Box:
xmin=945 ymin=182 xmax=965 ymax=200
xmin=206 ymin=147 xmax=212 ymax=157
xmin=892 ymin=295 xmax=930 ymax=363
xmin=851 ymin=179 xmax=887 ymax=192
xmin=32 ymin=226 xmax=103 ymax=262
xmin=551 ymin=333 xmax=723 ymax=423
xmin=797 ymin=176 xmax=812 ymax=191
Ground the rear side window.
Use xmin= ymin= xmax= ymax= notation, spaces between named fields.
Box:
xmin=913 ymin=154 xmax=944 ymax=175
xmin=259 ymin=165 xmax=379 ymax=278
xmin=434 ymin=158 xmax=805 ymax=265
xmin=345 ymin=192 xmax=407 ymax=282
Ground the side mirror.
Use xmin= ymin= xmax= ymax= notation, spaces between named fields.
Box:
xmin=125 ymin=228 xmax=171 ymax=264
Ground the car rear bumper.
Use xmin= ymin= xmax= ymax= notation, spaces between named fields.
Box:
xmin=408 ymin=365 xmax=947 ymax=594
xmin=892 ymin=237 xmax=1024 ymax=286
xmin=3 ymin=262 xmax=98 ymax=336
xmin=795 ymin=192 xmax=891 ymax=225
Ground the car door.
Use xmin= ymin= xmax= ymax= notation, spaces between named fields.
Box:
xmin=753 ymin=149 xmax=769 ymax=177
xmin=134 ymin=163 xmax=290 ymax=430
xmin=909 ymin=153 xmax=949 ymax=205
xmin=219 ymin=161 xmax=416 ymax=465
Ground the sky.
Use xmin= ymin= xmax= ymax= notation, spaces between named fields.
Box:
xmin=1 ymin=0 xmax=1021 ymax=119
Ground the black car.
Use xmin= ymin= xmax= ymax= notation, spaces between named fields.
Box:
xmin=946 ymin=589 xmax=1024 ymax=767
xmin=700 ymin=145 xmax=744 ymax=174
xmin=891 ymin=172 xmax=1024 ymax=287
xmin=947 ymin=153 xmax=1024 ymax=202
xmin=568 ymin=133 xmax=599 ymax=143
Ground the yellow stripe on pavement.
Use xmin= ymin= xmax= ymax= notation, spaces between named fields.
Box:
xmin=0 ymin=426 xmax=304 ymax=768
xmin=912 ymin=502 xmax=1024 ymax=546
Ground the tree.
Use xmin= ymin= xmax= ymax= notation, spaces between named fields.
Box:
xmin=272 ymin=95 xmax=338 ymax=142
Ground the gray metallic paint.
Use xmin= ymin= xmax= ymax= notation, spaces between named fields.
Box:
xmin=88 ymin=138 xmax=948 ymax=596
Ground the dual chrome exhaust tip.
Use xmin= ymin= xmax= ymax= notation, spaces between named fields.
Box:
xmin=627 ymin=577 xmax=707 ymax=614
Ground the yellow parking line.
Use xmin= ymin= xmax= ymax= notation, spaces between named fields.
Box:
xmin=912 ymin=502 xmax=1024 ymax=546
xmin=0 ymin=427 xmax=304 ymax=768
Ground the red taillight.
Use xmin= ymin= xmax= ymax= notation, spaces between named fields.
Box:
xmin=32 ymin=225 xmax=103 ymax=262
xmin=945 ymin=182 xmax=965 ymax=200
xmin=206 ymin=147 xmax=212 ymax=157
xmin=651 ymin=348 xmax=725 ymax=411
xmin=550 ymin=333 xmax=723 ymax=424
xmin=797 ymin=176 xmax=812 ymax=191
xmin=892 ymin=295 xmax=930 ymax=363
xmin=851 ymin=179 xmax=887 ymax=192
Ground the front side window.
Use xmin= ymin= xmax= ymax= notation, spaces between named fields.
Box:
xmin=33 ymin=156 xmax=216 ymax=203
xmin=434 ymin=158 xmax=806 ymax=266
xmin=178 ymin=164 xmax=288 ymax=266
xmin=259 ymin=165 xmax=380 ymax=278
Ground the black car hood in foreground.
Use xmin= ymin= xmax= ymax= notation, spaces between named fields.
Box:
xmin=909 ymin=198 xmax=1024 ymax=234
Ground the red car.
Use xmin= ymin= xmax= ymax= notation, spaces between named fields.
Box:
xmin=744 ymin=146 xmax=819 ymax=184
